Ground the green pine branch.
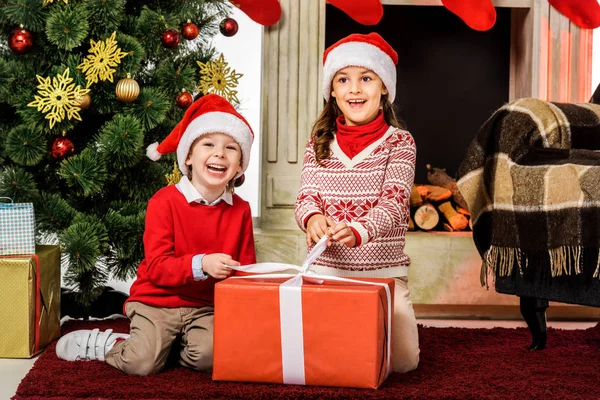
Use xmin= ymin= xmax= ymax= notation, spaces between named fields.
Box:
xmin=1 ymin=0 xmax=46 ymax=32
xmin=84 ymin=0 xmax=126 ymax=38
xmin=97 ymin=114 xmax=144 ymax=169
xmin=35 ymin=191 xmax=78 ymax=232
xmin=125 ymin=86 xmax=170 ymax=131
xmin=0 ymin=166 xmax=38 ymax=202
xmin=5 ymin=124 xmax=46 ymax=166
xmin=45 ymin=4 xmax=90 ymax=51
xmin=59 ymin=148 xmax=107 ymax=196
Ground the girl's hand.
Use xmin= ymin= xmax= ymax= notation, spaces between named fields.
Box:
xmin=202 ymin=253 xmax=240 ymax=279
xmin=306 ymin=214 xmax=335 ymax=247
xmin=329 ymin=222 xmax=357 ymax=248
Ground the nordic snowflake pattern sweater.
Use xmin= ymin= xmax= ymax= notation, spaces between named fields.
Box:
xmin=127 ymin=184 xmax=256 ymax=308
xmin=295 ymin=126 xmax=416 ymax=278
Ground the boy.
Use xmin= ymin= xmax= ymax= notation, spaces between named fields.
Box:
xmin=56 ymin=94 xmax=256 ymax=375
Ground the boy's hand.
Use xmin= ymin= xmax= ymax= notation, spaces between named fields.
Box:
xmin=306 ymin=214 xmax=335 ymax=247
xmin=329 ymin=222 xmax=356 ymax=248
xmin=202 ymin=254 xmax=240 ymax=279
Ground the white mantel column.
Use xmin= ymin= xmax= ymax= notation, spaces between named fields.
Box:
xmin=259 ymin=0 xmax=326 ymax=231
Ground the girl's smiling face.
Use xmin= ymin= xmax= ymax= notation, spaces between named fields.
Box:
xmin=331 ymin=66 xmax=388 ymax=126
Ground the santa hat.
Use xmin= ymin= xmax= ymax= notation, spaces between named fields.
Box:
xmin=146 ymin=94 xmax=253 ymax=177
xmin=322 ymin=32 xmax=398 ymax=102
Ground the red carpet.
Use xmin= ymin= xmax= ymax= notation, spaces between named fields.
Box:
xmin=13 ymin=318 xmax=600 ymax=400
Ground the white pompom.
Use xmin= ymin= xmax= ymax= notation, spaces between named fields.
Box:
xmin=146 ymin=142 xmax=161 ymax=161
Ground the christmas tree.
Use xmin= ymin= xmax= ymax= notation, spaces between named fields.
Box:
xmin=0 ymin=0 xmax=233 ymax=305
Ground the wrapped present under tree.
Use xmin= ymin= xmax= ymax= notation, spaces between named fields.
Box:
xmin=0 ymin=245 xmax=60 ymax=358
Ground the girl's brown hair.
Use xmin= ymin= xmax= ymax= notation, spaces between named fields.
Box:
xmin=311 ymin=93 xmax=406 ymax=165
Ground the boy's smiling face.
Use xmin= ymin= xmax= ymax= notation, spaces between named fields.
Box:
xmin=185 ymin=132 xmax=242 ymax=200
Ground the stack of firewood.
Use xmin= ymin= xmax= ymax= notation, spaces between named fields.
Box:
xmin=409 ymin=165 xmax=471 ymax=232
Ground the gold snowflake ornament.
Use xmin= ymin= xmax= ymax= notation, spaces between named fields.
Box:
xmin=165 ymin=161 xmax=183 ymax=186
xmin=78 ymin=32 xmax=128 ymax=88
xmin=196 ymin=53 xmax=243 ymax=104
xmin=27 ymin=68 xmax=90 ymax=129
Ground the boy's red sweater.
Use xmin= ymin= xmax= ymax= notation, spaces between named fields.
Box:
xmin=127 ymin=184 xmax=256 ymax=308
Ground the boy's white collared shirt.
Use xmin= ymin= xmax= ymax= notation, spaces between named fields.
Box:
xmin=176 ymin=175 xmax=233 ymax=206
xmin=175 ymin=175 xmax=234 ymax=282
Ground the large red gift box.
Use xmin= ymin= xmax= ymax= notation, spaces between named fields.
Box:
xmin=213 ymin=274 xmax=394 ymax=389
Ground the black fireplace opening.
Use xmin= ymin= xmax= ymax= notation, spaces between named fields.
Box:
xmin=325 ymin=5 xmax=511 ymax=184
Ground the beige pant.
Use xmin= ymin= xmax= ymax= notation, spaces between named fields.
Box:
xmin=392 ymin=276 xmax=420 ymax=373
xmin=105 ymin=301 xmax=214 ymax=376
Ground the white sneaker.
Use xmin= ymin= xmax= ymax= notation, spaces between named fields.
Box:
xmin=56 ymin=328 xmax=129 ymax=361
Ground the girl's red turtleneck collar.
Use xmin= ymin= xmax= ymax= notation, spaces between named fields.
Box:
xmin=335 ymin=110 xmax=389 ymax=159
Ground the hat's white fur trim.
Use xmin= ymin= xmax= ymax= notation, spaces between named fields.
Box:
xmin=146 ymin=142 xmax=161 ymax=161
xmin=323 ymin=41 xmax=396 ymax=102
xmin=176 ymin=111 xmax=253 ymax=176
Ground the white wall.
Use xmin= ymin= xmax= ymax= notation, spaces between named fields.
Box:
xmin=212 ymin=8 xmax=263 ymax=217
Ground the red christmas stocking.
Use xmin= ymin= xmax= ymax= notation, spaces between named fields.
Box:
xmin=231 ymin=0 xmax=281 ymax=26
xmin=441 ymin=0 xmax=496 ymax=31
xmin=327 ymin=0 xmax=383 ymax=26
xmin=548 ymin=0 xmax=600 ymax=29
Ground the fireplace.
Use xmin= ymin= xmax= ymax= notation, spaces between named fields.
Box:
xmin=254 ymin=0 xmax=596 ymax=318
xmin=257 ymin=0 xmax=593 ymax=231
xmin=326 ymin=5 xmax=511 ymax=183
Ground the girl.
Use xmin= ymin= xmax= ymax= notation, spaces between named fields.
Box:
xmin=295 ymin=32 xmax=419 ymax=373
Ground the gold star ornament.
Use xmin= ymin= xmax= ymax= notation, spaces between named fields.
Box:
xmin=78 ymin=32 xmax=128 ymax=87
xmin=27 ymin=68 xmax=90 ymax=129
xmin=196 ymin=53 xmax=242 ymax=104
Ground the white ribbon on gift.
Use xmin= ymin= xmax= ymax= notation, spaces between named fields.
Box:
xmin=230 ymin=235 xmax=392 ymax=385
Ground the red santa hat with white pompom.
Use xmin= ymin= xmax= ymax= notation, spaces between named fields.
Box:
xmin=322 ymin=32 xmax=398 ymax=103
xmin=146 ymin=94 xmax=254 ymax=178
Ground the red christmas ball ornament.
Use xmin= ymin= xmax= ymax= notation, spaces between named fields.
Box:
xmin=161 ymin=29 xmax=180 ymax=48
xmin=51 ymin=136 xmax=75 ymax=160
xmin=234 ymin=173 xmax=245 ymax=187
xmin=176 ymin=89 xmax=193 ymax=109
xmin=8 ymin=26 xmax=33 ymax=55
xmin=181 ymin=20 xmax=199 ymax=40
xmin=219 ymin=18 xmax=239 ymax=37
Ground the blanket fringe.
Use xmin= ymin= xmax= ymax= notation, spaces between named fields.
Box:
xmin=549 ymin=246 xmax=582 ymax=277
xmin=481 ymin=245 xmax=591 ymax=285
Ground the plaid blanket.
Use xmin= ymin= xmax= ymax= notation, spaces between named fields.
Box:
xmin=457 ymin=98 xmax=600 ymax=286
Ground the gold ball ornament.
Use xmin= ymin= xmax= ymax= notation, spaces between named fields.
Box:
xmin=77 ymin=93 xmax=91 ymax=110
xmin=115 ymin=76 xmax=139 ymax=102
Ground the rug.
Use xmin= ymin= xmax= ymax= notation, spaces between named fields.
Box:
xmin=13 ymin=318 xmax=600 ymax=400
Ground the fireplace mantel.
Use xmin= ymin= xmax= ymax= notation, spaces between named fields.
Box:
xmin=253 ymin=1 xmax=595 ymax=319
xmin=381 ymin=0 xmax=532 ymax=6
xmin=255 ymin=0 xmax=592 ymax=318
xmin=258 ymin=0 xmax=593 ymax=231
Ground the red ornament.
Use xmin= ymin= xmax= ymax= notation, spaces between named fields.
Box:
xmin=219 ymin=18 xmax=239 ymax=37
xmin=234 ymin=173 xmax=245 ymax=187
xmin=8 ymin=26 xmax=33 ymax=55
xmin=51 ymin=136 xmax=75 ymax=160
xmin=176 ymin=89 xmax=193 ymax=109
xmin=181 ymin=20 xmax=199 ymax=40
xmin=161 ymin=29 xmax=180 ymax=48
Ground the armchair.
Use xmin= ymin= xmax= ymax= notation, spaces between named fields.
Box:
xmin=457 ymin=97 xmax=600 ymax=350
